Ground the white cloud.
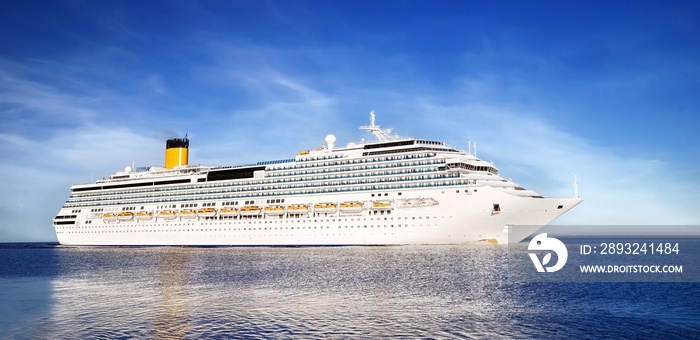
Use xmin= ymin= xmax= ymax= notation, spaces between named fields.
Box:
xmin=0 ymin=63 xmax=96 ymax=123
xmin=0 ymin=127 xmax=163 ymax=242
xmin=414 ymin=101 xmax=700 ymax=225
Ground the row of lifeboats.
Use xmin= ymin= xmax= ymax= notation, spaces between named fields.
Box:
xmin=101 ymin=201 xmax=393 ymax=221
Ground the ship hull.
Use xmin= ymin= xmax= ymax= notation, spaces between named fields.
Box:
xmin=54 ymin=185 xmax=581 ymax=246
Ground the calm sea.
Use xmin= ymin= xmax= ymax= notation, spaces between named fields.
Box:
xmin=1 ymin=242 xmax=698 ymax=339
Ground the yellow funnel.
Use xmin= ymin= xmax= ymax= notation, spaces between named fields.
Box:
xmin=165 ymin=137 xmax=189 ymax=169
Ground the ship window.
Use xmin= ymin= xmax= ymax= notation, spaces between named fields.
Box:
xmin=493 ymin=204 xmax=501 ymax=212
xmin=557 ymin=205 xmax=564 ymax=209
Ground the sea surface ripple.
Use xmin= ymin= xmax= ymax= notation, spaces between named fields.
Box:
xmin=1 ymin=243 xmax=698 ymax=339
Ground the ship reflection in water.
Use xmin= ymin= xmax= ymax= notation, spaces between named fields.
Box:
xmin=2 ymin=244 xmax=696 ymax=338
xmin=42 ymin=245 xmax=521 ymax=338
xmin=154 ymin=248 xmax=191 ymax=338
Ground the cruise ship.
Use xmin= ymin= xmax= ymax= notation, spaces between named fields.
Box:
xmin=53 ymin=113 xmax=582 ymax=246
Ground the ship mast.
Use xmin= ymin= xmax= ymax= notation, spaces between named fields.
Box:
xmin=359 ymin=111 xmax=399 ymax=142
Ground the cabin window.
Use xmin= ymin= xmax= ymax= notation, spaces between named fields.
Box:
xmin=493 ymin=204 xmax=501 ymax=212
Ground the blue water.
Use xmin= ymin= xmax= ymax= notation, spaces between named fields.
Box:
xmin=1 ymin=243 xmax=698 ymax=339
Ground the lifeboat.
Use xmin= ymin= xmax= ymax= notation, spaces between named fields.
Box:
xmin=340 ymin=201 xmax=364 ymax=214
xmin=87 ymin=212 xmax=102 ymax=219
xmin=117 ymin=211 xmax=134 ymax=221
xmin=370 ymin=200 xmax=393 ymax=210
xmin=158 ymin=210 xmax=177 ymax=220
xmin=264 ymin=205 xmax=285 ymax=216
xmin=197 ymin=207 xmax=217 ymax=218
xmin=219 ymin=207 xmax=239 ymax=216
xmin=396 ymin=197 xmax=439 ymax=208
xmin=180 ymin=209 xmax=196 ymax=219
xmin=314 ymin=203 xmax=337 ymax=214
xmin=239 ymin=205 xmax=261 ymax=216
xmin=287 ymin=204 xmax=309 ymax=215
xmin=102 ymin=213 xmax=117 ymax=222
xmin=136 ymin=211 xmax=153 ymax=220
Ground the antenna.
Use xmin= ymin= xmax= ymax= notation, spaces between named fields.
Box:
xmin=573 ymin=175 xmax=579 ymax=199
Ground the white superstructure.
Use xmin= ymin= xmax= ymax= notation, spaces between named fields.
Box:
xmin=53 ymin=113 xmax=582 ymax=246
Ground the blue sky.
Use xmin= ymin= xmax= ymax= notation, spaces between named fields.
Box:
xmin=1 ymin=1 xmax=698 ymax=242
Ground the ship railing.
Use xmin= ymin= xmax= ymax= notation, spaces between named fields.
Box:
xmin=70 ymin=166 xmax=450 ymax=201
xmin=70 ymin=166 xmax=449 ymax=203
xmin=64 ymin=177 xmax=472 ymax=208
xmin=65 ymin=173 xmax=465 ymax=207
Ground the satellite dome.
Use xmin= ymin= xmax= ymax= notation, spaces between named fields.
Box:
xmin=325 ymin=134 xmax=337 ymax=151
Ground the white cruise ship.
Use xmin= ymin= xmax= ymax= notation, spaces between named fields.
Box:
xmin=53 ymin=113 xmax=582 ymax=246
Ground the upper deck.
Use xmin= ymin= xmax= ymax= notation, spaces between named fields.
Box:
xmin=71 ymin=112 xmax=504 ymax=195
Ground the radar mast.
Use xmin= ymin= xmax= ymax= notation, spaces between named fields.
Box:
xmin=359 ymin=111 xmax=400 ymax=142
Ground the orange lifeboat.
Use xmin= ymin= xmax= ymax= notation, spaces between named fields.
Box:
xmin=239 ymin=206 xmax=261 ymax=216
xmin=314 ymin=203 xmax=337 ymax=214
xmin=219 ymin=207 xmax=239 ymax=216
xmin=197 ymin=207 xmax=217 ymax=218
xmin=264 ymin=205 xmax=285 ymax=216
xmin=340 ymin=201 xmax=364 ymax=214
xmin=117 ymin=212 xmax=134 ymax=221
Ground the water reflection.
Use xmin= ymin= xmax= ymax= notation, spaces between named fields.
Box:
xmin=0 ymin=244 xmax=58 ymax=339
xmin=154 ymin=248 xmax=191 ymax=339
xmin=50 ymin=245 xmax=522 ymax=338
xmin=4 ymin=244 xmax=694 ymax=338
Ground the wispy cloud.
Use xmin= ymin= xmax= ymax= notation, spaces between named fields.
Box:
xmin=0 ymin=126 xmax=163 ymax=242
xmin=410 ymin=97 xmax=699 ymax=225
xmin=1 ymin=1 xmax=698 ymax=242
xmin=0 ymin=61 xmax=97 ymax=127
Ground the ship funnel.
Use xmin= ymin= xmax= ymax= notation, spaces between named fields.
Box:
xmin=165 ymin=137 xmax=189 ymax=169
